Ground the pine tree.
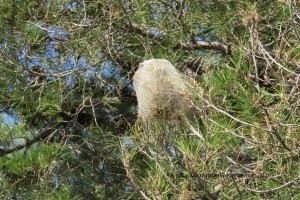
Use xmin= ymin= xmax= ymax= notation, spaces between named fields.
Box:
xmin=0 ymin=0 xmax=299 ymax=199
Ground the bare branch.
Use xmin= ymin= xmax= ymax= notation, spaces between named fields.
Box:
xmin=124 ymin=23 xmax=231 ymax=55
xmin=0 ymin=122 xmax=63 ymax=157
xmin=175 ymin=41 xmax=232 ymax=55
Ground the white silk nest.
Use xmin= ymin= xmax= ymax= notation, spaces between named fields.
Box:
xmin=133 ymin=59 xmax=191 ymax=124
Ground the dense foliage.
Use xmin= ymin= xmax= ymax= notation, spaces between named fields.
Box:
xmin=0 ymin=0 xmax=299 ymax=199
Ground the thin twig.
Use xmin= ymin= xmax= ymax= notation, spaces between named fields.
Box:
xmin=245 ymin=175 xmax=300 ymax=193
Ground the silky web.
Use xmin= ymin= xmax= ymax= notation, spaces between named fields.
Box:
xmin=133 ymin=59 xmax=190 ymax=124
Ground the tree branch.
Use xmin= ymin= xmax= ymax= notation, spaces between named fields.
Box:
xmin=175 ymin=41 xmax=231 ymax=55
xmin=0 ymin=122 xmax=63 ymax=157
xmin=124 ymin=23 xmax=231 ymax=55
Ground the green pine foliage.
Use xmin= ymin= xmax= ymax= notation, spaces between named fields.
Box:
xmin=0 ymin=0 xmax=299 ymax=199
